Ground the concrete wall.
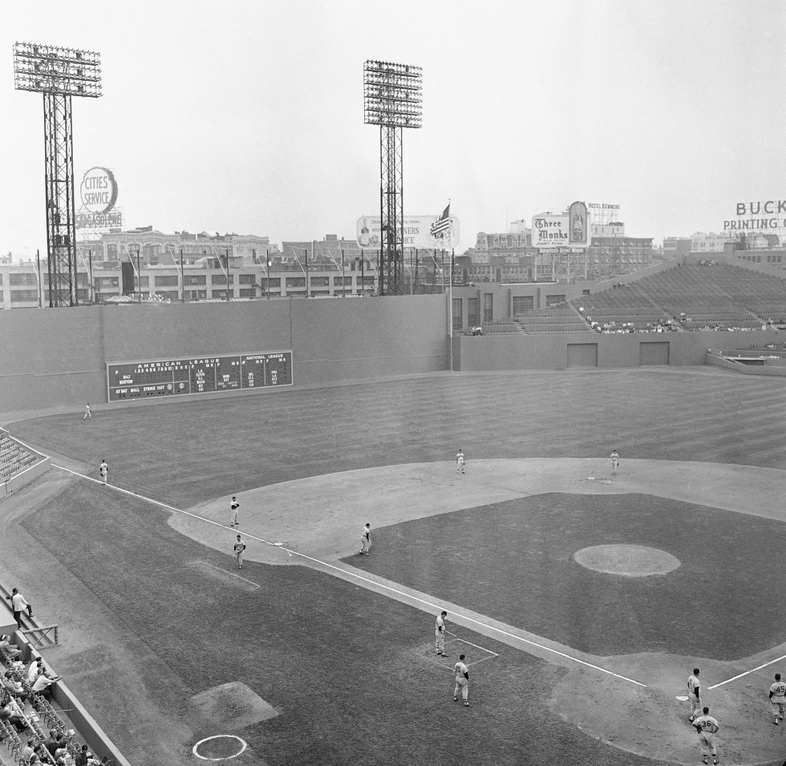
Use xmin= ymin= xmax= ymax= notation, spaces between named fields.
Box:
xmin=456 ymin=329 xmax=786 ymax=371
xmin=0 ymin=296 xmax=448 ymax=414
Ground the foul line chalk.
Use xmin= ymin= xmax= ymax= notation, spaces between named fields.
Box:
xmin=52 ymin=463 xmax=647 ymax=688
xmin=709 ymin=652 xmax=786 ymax=690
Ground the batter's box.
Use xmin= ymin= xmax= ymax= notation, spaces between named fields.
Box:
xmin=420 ymin=632 xmax=498 ymax=668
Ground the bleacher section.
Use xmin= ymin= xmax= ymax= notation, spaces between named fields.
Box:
xmin=0 ymin=430 xmax=46 ymax=487
xmin=478 ymin=319 xmax=525 ymax=335
xmin=514 ymin=307 xmax=594 ymax=334
xmin=572 ymin=264 xmax=786 ymax=331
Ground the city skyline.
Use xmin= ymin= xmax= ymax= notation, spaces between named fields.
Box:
xmin=2 ymin=0 xmax=785 ymax=258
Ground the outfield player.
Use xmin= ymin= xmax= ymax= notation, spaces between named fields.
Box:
xmin=83 ymin=403 xmax=92 ymax=420
xmin=99 ymin=459 xmax=108 ymax=486
xmin=233 ymin=535 xmax=246 ymax=569
xmin=435 ymin=611 xmax=448 ymax=656
xmin=230 ymin=496 xmax=240 ymax=527
xmin=769 ymin=672 xmax=786 ymax=724
xmin=456 ymin=449 xmax=465 ymax=474
xmin=610 ymin=449 xmax=620 ymax=476
xmin=688 ymin=668 xmax=702 ymax=722
xmin=692 ymin=706 xmax=719 ymax=765
xmin=360 ymin=523 xmax=371 ymax=555
xmin=453 ymin=654 xmax=469 ymax=706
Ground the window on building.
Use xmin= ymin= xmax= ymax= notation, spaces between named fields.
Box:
xmin=452 ymin=298 xmax=463 ymax=332
xmin=155 ymin=275 xmax=179 ymax=287
xmin=185 ymin=290 xmax=207 ymax=301
xmin=239 ymin=273 xmax=256 ymax=284
xmin=286 ymin=277 xmax=306 ymax=288
xmin=483 ymin=293 xmax=493 ymax=322
xmin=310 ymin=277 xmax=329 ymax=288
xmin=10 ymin=290 xmax=38 ymax=302
xmin=467 ymin=297 xmax=479 ymax=326
xmin=512 ymin=296 xmax=534 ymax=314
xmin=184 ymin=275 xmax=207 ymax=286
xmin=211 ymin=274 xmax=234 ymax=285
xmin=239 ymin=288 xmax=256 ymax=298
xmin=9 ymin=273 xmax=37 ymax=286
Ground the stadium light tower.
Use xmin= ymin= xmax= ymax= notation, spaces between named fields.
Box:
xmin=363 ymin=60 xmax=422 ymax=296
xmin=13 ymin=42 xmax=102 ymax=307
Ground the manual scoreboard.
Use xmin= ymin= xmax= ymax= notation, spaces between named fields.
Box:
xmin=107 ymin=351 xmax=293 ymax=401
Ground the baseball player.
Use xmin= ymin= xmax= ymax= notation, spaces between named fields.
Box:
xmin=687 ymin=668 xmax=702 ymax=722
xmin=435 ymin=611 xmax=448 ymax=656
xmin=230 ymin=496 xmax=240 ymax=528
xmin=769 ymin=672 xmax=786 ymax=724
xmin=692 ymin=706 xmax=719 ymax=765
xmin=233 ymin=535 xmax=246 ymax=569
xmin=610 ymin=449 xmax=620 ymax=476
xmin=453 ymin=654 xmax=470 ymax=706
xmin=456 ymin=449 xmax=465 ymax=474
xmin=360 ymin=523 xmax=371 ymax=555
xmin=99 ymin=459 xmax=109 ymax=485
xmin=83 ymin=403 xmax=92 ymax=420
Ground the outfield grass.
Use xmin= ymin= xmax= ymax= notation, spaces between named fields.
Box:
xmin=8 ymin=367 xmax=786 ymax=765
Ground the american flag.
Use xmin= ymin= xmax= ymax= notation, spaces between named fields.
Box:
xmin=430 ymin=203 xmax=451 ymax=238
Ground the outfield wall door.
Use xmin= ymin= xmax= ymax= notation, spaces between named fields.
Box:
xmin=566 ymin=343 xmax=598 ymax=368
xmin=639 ymin=342 xmax=670 ymax=366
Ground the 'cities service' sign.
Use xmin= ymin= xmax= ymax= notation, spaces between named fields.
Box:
xmin=80 ymin=166 xmax=118 ymax=214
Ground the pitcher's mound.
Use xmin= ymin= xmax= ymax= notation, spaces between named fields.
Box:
xmin=574 ymin=544 xmax=680 ymax=576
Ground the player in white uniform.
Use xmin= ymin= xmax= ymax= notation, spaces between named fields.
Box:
xmin=687 ymin=668 xmax=702 ymax=722
xmin=233 ymin=535 xmax=246 ymax=569
xmin=610 ymin=449 xmax=620 ymax=476
xmin=435 ymin=611 xmax=448 ymax=656
xmin=230 ymin=496 xmax=240 ymax=527
xmin=360 ymin=523 xmax=371 ymax=555
xmin=99 ymin=460 xmax=108 ymax=485
xmin=769 ymin=672 xmax=786 ymax=724
xmin=83 ymin=403 xmax=92 ymax=420
xmin=692 ymin=706 xmax=719 ymax=765
xmin=453 ymin=654 xmax=469 ymax=706
xmin=456 ymin=450 xmax=465 ymax=474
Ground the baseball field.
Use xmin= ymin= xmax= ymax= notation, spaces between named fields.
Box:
xmin=3 ymin=366 xmax=786 ymax=766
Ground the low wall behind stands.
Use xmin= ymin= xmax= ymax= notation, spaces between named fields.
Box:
xmin=454 ymin=329 xmax=786 ymax=371
xmin=0 ymin=296 xmax=448 ymax=415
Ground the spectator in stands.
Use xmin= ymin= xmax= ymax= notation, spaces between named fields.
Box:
xmin=31 ymin=670 xmax=61 ymax=698
xmin=0 ymin=699 xmax=30 ymax=732
xmin=28 ymin=655 xmax=45 ymax=684
xmin=47 ymin=731 xmax=67 ymax=758
xmin=0 ymin=634 xmax=22 ymax=660
xmin=75 ymin=744 xmax=92 ymax=766
xmin=2 ymin=670 xmax=30 ymax=703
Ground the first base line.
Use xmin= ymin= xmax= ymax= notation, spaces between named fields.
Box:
xmin=52 ymin=463 xmax=647 ymax=688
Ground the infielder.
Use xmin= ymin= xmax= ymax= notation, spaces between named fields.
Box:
xmin=230 ymin=496 xmax=240 ymax=528
xmin=99 ymin=459 xmax=109 ymax=486
xmin=360 ymin=523 xmax=371 ymax=555
xmin=610 ymin=449 xmax=620 ymax=476
xmin=692 ymin=706 xmax=719 ymax=765
xmin=435 ymin=611 xmax=448 ymax=656
xmin=453 ymin=654 xmax=470 ymax=706
xmin=687 ymin=668 xmax=701 ymax=722
xmin=770 ymin=672 xmax=786 ymax=724
xmin=233 ymin=535 xmax=246 ymax=569
xmin=456 ymin=449 xmax=465 ymax=474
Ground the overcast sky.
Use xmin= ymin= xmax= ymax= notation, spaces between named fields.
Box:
xmin=2 ymin=0 xmax=785 ymax=257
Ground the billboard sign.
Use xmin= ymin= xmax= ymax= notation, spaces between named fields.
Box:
xmin=79 ymin=166 xmax=118 ymax=214
xmin=356 ymin=215 xmax=460 ymax=250
xmin=532 ymin=201 xmax=589 ymax=249
xmin=724 ymin=200 xmax=786 ymax=239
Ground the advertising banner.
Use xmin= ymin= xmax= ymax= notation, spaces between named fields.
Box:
xmin=356 ymin=215 xmax=460 ymax=250
xmin=533 ymin=202 xmax=589 ymax=249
